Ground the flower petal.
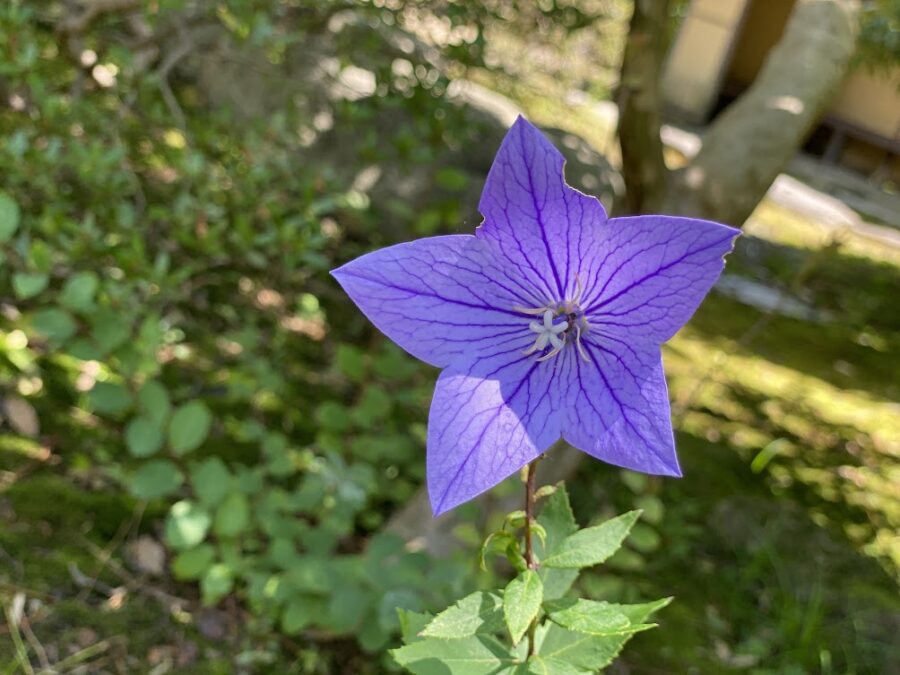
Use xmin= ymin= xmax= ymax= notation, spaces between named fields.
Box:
xmin=582 ymin=216 xmax=739 ymax=344
xmin=477 ymin=116 xmax=608 ymax=303
xmin=427 ymin=353 xmax=564 ymax=515
xmin=331 ymin=235 xmax=540 ymax=368
xmin=561 ymin=337 xmax=679 ymax=476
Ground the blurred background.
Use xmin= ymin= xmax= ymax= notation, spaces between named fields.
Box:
xmin=0 ymin=0 xmax=898 ymax=673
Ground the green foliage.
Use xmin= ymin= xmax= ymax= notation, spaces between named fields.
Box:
xmin=421 ymin=592 xmax=505 ymax=639
xmin=0 ymin=1 xmax=471 ymax=666
xmin=168 ymin=401 xmax=212 ymax=456
xmin=857 ymin=0 xmax=900 ymax=71
xmin=503 ymin=570 xmax=544 ymax=645
xmin=393 ymin=485 xmax=670 ymax=674
xmin=541 ymin=510 xmax=641 ymax=569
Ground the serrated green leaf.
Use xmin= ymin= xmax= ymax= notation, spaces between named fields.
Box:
xmin=164 ymin=500 xmax=211 ymax=550
xmin=421 ymin=591 xmax=504 ymax=639
xmin=616 ymin=597 xmax=673 ymax=625
xmin=168 ymin=401 xmax=212 ymax=455
xmin=12 ymin=272 xmax=48 ymax=300
xmin=0 ymin=192 xmax=20 ymax=242
xmin=544 ymin=599 xmax=638 ymax=636
xmin=391 ymin=634 xmax=517 ymax=674
xmin=125 ymin=416 xmax=163 ymax=457
xmin=536 ymin=598 xmax=672 ymax=670
xmin=537 ymin=624 xmax=633 ymax=671
xmin=172 ymin=544 xmax=216 ymax=580
xmin=542 ymin=510 xmax=641 ymax=569
xmin=214 ymin=492 xmax=249 ymax=538
xmin=535 ymin=485 xmax=579 ymax=600
xmin=525 ymin=655 xmax=591 ymax=675
xmin=503 ymin=569 xmax=543 ymax=645
xmin=130 ymin=459 xmax=183 ymax=500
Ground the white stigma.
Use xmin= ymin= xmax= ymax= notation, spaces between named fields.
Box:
xmin=524 ymin=309 xmax=567 ymax=358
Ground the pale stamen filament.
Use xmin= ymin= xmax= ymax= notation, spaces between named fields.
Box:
xmin=573 ymin=322 xmax=590 ymax=363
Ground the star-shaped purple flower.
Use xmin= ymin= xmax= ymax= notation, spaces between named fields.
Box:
xmin=332 ymin=117 xmax=739 ymax=516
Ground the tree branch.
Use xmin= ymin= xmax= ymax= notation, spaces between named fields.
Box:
xmin=615 ymin=0 xmax=672 ymax=215
xmin=665 ymin=0 xmax=861 ymax=226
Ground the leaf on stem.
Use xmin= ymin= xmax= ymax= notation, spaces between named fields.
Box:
xmin=503 ymin=569 xmax=543 ymax=645
xmin=420 ymin=591 xmax=504 ymax=639
xmin=541 ymin=510 xmax=641 ymax=569
xmin=391 ymin=634 xmax=517 ymax=674
xmin=545 ymin=599 xmax=652 ymax=636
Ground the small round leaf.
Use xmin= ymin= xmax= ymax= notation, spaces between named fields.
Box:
xmin=0 ymin=192 xmax=20 ymax=242
xmin=172 ymin=544 xmax=216 ymax=580
xmin=168 ymin=401 xmax=212 ymax=455
xmin=12 ymin=272 xmax=48 ymax=300
xmin=130 ymin=460 xmax=184 ymax=500
xmin=201 ymin=563 xmax=234 ymax=604
xmin=138 ymin=380 xmax=171 ymax=426
xmin=214 ymin=492 xmax=250 ymax=538
xmin=125 ymin=417 xmax=164 ymax=457
xmin=164 ymin=500 xmax=212 ymax=550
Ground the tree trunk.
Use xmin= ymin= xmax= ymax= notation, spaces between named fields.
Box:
xmin=663 ymin=0 xmax=860 ymax=225
xmin=615 ymin=0 xmax=671 ymax=215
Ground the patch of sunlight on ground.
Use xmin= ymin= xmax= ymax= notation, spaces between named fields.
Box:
xmin=746 ymin=201 xmax=900 ymax=267
xmin=664 ymin=327 xmax=900 ymax=576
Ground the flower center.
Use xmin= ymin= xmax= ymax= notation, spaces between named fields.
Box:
xmin=518 ymin=303 xmax=590 ymax=362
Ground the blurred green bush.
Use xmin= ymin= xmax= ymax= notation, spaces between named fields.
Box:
xmin=0 ymin=1 xmax=498 ymax=664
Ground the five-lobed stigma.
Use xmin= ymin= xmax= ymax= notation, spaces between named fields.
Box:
xmin=517 ymin=293 xmax=590 ymax=363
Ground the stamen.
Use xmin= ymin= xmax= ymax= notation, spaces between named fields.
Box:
xmin=513 ymin=305 xmax=550 ymax=316
xmin=573 ymin=273 xmax=584 ymax=305
xmin=574 ymin=323 xmax=590 ymax=363
xmin=536 ymin=346 xmax=562 ymax=362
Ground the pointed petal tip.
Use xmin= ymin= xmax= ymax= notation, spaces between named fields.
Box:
xmin=428 ymin=484 xmax=465 ymax=518
xmin=329 ymin=263 xmax=349 ymax=280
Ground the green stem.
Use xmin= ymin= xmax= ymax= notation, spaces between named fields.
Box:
xmin=523 ymin=456 xmax=541 ymax=658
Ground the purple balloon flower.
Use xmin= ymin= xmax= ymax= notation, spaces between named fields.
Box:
xmin=332 ymin=117 xmax=739 ymax=516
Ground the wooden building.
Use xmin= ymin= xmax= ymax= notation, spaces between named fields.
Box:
xmin=662 ymin=0 xmax=900 ymax=181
